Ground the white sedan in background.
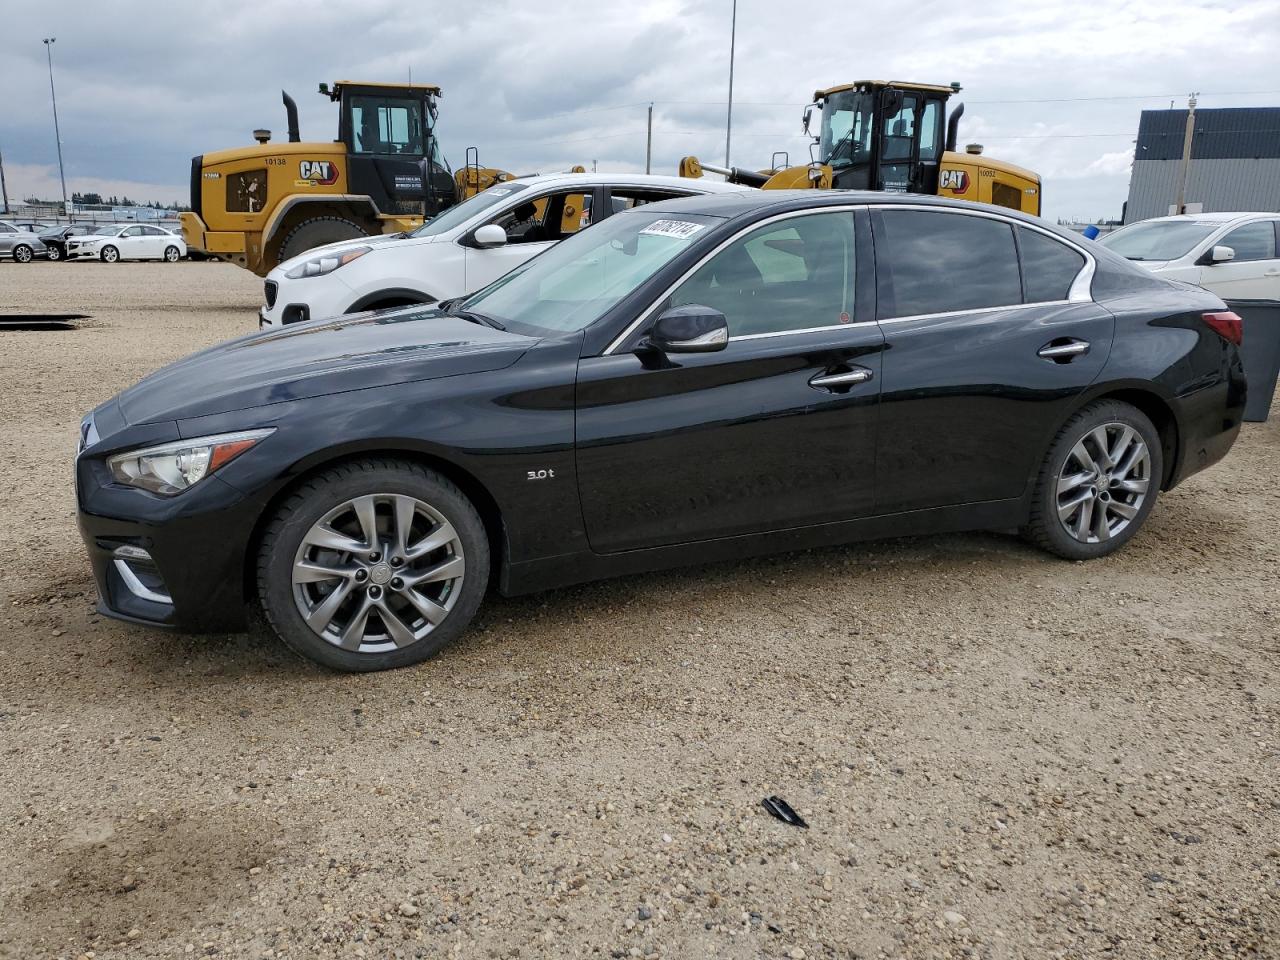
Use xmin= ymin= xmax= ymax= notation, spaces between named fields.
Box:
xmin=1099 ymin=212 xmax=1280 ymax=301
xmin=67 ymin=223 xmax=187 ymax=263
xmin=259 ymin=173 xmax=750 ymax=327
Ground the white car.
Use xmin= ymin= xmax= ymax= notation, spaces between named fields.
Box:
xmin=66 ymin=223 xmax=187 ymax=263
xmin=260 ymin=173 xmax=750 ymax=327
xmin=1099 ymin=212 xmax=1280 ymax=301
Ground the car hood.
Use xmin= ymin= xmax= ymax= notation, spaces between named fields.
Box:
xmin=116 ymin=306 xmax=536 ymax=425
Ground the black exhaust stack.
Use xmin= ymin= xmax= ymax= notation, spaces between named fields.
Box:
xmin=945 ymin=102 xmax=965 ymax=153
xmin=282 ymin=90 xmax=301 ymax=143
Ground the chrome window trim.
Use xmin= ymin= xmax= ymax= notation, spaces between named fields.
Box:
xmin=602 ymin=205 xmax=864 ymax=355
xmin=869 ymin=203 xmax=1097 ymax=309
xmin=877 ymin=299 xmax=1070 ymax=325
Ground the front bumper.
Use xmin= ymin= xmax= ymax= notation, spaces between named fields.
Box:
xmin=259 ymin=273 xmax=353 ymax=328
xmin=75 ymin=449 xmax=260 ymax=634
xmin=66 ymin=244 xmax=102 ymax=259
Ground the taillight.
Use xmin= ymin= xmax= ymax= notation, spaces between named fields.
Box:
xmin=1202 ymin=311 xmax=1243 ymax=346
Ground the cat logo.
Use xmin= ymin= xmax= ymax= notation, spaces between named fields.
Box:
xmin=939 ymin=169 xmax=969 ymax=194
xmin=297 ymin=160 xmax=338 ymax=186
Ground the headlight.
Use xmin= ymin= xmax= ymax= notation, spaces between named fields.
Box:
xmin=285 ymin=246 xmax=371 ymax=279
xmin=107 ymin=429 xmax=273 ymax=496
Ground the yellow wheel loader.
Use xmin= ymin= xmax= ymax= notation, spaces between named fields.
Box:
xmin=680 ymin=81 xmax=1041 ymax=215
xmin=180 ymin=82 xmax=536 ymax=276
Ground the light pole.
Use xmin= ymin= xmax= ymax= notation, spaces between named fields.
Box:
xmin=724 ymin=0 xmax=736 ymax=167
xmin=43 ymin=38 xmax=69 ymax=218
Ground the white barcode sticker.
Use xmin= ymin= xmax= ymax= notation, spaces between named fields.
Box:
xmin=639 ymin=219 xmax=706 ymax=240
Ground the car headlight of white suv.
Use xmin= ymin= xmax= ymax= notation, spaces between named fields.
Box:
xmin=284 ymin=246 xmax=371 ymax=280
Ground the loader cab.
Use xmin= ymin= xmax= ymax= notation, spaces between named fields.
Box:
xmin=807 ymin=81 xmax=953 ymax=195
xmin=326 ymin=81 xmax=459 ymax=217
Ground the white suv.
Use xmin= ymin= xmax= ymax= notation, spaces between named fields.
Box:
xmin=1099 ymin=212 xmax=1280 ymax=301
xmin=259 ymin=173 xmax=749 ymax=327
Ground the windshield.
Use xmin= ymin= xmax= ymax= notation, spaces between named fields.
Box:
xmin=1100 ymin=220 xmax=1219 ymax=261
xmin=818 ymin=90 xmax=875 ymax=169
xmin=460 ymin=210 xmax=724 ymax=334
xmin=409 ymin=182 xmax=530 ymax=238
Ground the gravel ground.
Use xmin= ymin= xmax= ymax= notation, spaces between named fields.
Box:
xmin=0 ymin=261 xmax=1277 ymax=960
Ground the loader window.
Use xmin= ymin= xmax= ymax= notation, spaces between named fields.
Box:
xmin=919 ymin=100 xmax=943 ymax=162
xmin=819 ymin=90 xmax=874 ymax=169
xmin=350 ymin=96 xmax=424 ymax=155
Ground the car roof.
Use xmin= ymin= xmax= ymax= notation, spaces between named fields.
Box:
xmin=488 ymin=171 xmax=750 ymax=194
xmin=636 ymin=188 xmax=1066 ymax=228
xmin=1133 ymin=211 xmax=1278 ymax=225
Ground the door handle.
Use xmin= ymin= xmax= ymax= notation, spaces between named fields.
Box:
xmin=809 ymin=366 xmax=874 ymax=389
xmin=1037 ymin=339 xmax=1091 ymax=361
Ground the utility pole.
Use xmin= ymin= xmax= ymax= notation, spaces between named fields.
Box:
xmin=1173 ymin=92 xmax=1198 ymax=215
xmin=645 ymin=103 xmax=654 ymax=174
xmin=724 ymin=0 xmax=737 ymax=166
xmin=0 ymin=144 xmax=9 ymax=214
xmin=43 ymin=38 xmax=69 ymax=218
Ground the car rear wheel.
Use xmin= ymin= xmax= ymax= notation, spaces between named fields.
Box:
xmin=1023 ymin=400 xmax=1162 ymax=560
xmin=164 ymin=245 xmax=181 ymax=262
xmin=45 ymin=244 xmax=62 ymax=262
xmin=101 ymin=245 xmax=120 ymax=263
xmin=257 ymin=459 xmax=489 ymax=672
xmin=13 ymin=244 xmax=33 ymax=263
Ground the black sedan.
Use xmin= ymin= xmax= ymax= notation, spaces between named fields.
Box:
xmin=76 ymin=192 xmax=1245 ymax=671
xmin=38 ymin=224 xmax=103 ymax=262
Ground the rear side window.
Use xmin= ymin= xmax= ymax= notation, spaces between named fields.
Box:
xmin=1220 ymin=222 xmax=1277 ymax=262
xmin=875 ymin=210 xmax=1021 ymax=318
xmin=1018 ymin=227 xmax=1085 ymax=302
xmin=608 ymin=188 xmax=693 ymax=214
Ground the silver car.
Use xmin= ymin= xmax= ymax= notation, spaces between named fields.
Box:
xmin=0 ymin=220 xmax=48 ymax=263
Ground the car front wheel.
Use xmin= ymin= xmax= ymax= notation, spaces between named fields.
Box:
xmin=45 ymin=245 xmax=62 ymax=262
xmin=101 ymin=245 xmax=120 ymax=263
xmin=1024 ymin=400 xmax=1162 ymax=560
xmin=257 ymin=459 xmax=490 ymax=672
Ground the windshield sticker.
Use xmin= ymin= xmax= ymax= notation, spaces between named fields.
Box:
xmin=640 ymin=219 xmax=706 ymax=241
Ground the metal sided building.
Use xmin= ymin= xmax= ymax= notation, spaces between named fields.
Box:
xmin=1124 ymin=106 xmax=1280 ymax=223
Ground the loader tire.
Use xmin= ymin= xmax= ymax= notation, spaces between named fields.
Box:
xmin=277 ymin=217 xmax=368 ymax=265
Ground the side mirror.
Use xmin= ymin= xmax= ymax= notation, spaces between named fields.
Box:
xmin=1206 ymin=244 xmax=1235 ymax=265
xmin=879 ymin=88 xmax=904 ymax=119
xmin=802 ymin=104 xmax=815 ymax=137
xmin=645 ymin=304 xmax=729 ymax=354
xmin=471 ymin=224 xmax=507 ymax=248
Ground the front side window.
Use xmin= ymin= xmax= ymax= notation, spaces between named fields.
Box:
xmin=670 ymin=211 xmax=856 ymax=337
xmin=1100 ymin=220 xmax=1218 ymax=261
xmin=461 ymin=210 xmax=725 ymax=334
xmin=350 ymin=96 xmax=424 ymax=155
xmin=487 ymin=190 xmax=595 ymax=244
xmin=876 ymin=210 xmax=1021 ymax=318
xmin=1220 ymin=222 xmax=1277 ymax=262
xmin=918 ymin=100 xmax=943 ymax=162
xmin=1018 ymin=227 xmax=1085 ymax=302
xmin=409 ymin=182 xmax=531 ymax=239
xmin=122 ymin=226 xmax=144 ymax=237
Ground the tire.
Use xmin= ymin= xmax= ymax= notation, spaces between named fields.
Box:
xmin=1023 ymin=400 xmax=1163 ymax=561
xmin=257 ymin=459 xmax=490 ymax=672
xmin=164 ymin=245 xmax=181 ymax=262
xmin=277 ymin=217 xmax=367 ymax=264
xmin=13 ymin=244 xmax=33 ymax=264
xmin=101 ymin=245 xmax=120 ymax=263
xmin=45 ymin=245 xmax=62 ymax=262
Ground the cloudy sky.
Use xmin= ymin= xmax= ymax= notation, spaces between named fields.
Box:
xmin=3 ymin=0 xmax=1277 ymax=222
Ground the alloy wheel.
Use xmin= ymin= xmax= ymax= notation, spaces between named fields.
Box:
xmin=14 ymin=245 xmax=32 ymax=263
xmin=291 ymin=494 xmax=465 ymax=654
xmin=1056 ymin=422 xmax=1151 ymax=544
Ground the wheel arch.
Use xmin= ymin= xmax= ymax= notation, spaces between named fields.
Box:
xmin=262 ymin=195 xmax=382 ymax=262
xmin=345 ymin=288 xmax=436 ymax=313
xmin=1070 ymin=383 xmax=1181 ymax=490
xmin=241 ymin=442 xmax=508 ymax=606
